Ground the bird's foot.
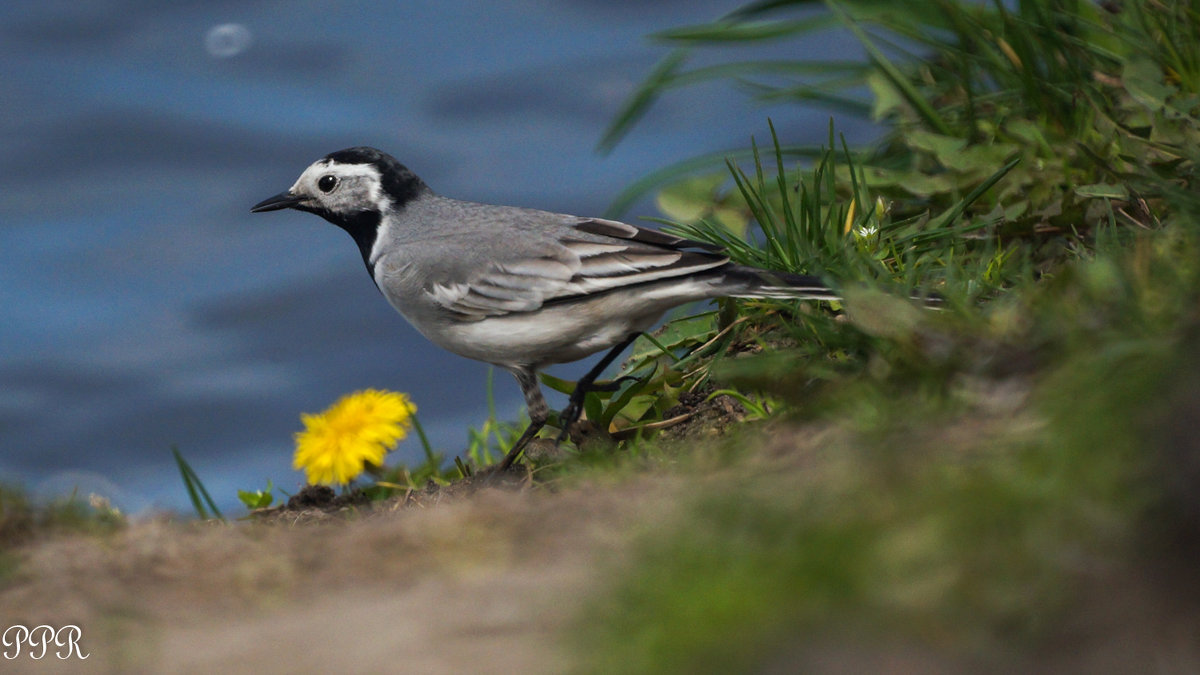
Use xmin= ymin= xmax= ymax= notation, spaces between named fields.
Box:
xmin=553 ymin=375 xmax=641 ymax=444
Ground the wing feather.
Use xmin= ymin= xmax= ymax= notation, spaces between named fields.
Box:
xmin=426 ymin=216 xmax=728 ymax=319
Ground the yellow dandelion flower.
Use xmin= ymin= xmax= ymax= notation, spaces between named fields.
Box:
xmin=293 ymin=389 xmax=416 ymax=485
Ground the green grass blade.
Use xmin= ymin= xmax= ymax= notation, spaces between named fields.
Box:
xmin=598 ymin=50 xmax=689 ymax=154
xmin=410 ymin=413 xmax=436 ymax=466
xmin=172 ymin=446 xmax=223 ymax=521
xmin=485 ymin=367 xmax=498 ymax=421
xmin=747 ymin=85 xmax=873 ymax=117
xmin=174 ymin=447 xmax=208 ymax=519
xmin=652 ymin=15 xmax=839 ymax=44
xmin=768 ymin=119 xmax=801 ymax=269
xmin=604 ymin=145 xmax=831 ymax=218
xmin=670 ymin=60 xmax=868 ymax=85
xmin=927 ymin=157 xmax=1020 ymax=230
xmin=725 ymin=0 xmax=822 ymax=21
xmin=640 ymin=331 xmax=682 ymax=364
xmin=826 ymin=0 xmax=953 ymax=136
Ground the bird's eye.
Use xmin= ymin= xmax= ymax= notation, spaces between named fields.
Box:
xmin=317 ymin=175 xmax=338 ymax=193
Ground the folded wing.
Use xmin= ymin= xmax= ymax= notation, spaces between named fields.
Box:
xmin=428 ymin=217 xmax=729 ymax=320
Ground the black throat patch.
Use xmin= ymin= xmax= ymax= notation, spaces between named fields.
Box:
xmin=314 ymin=147 xmax=431 ymax=282
xmin=299 ymin=203 xmax=382 ymax=282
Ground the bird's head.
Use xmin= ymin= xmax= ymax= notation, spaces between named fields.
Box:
xmin=251 ymin=146 xmax=426 ymax=224
xmin=251 ymin=147 xmax=428 ymax=272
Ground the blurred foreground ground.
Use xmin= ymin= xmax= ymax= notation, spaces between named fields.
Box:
xmin=3 ymin=384 xmax=1198 ymax=673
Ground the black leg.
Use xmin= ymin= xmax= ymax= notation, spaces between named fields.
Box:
xmin=556 ymin=332 xmax=642 ymax=444
xmin=497 ymin=367 xmax=548 ymax=470
xmin=495 ymin=333 xmax=641 ymax=470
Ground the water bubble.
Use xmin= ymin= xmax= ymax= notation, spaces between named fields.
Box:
xmin=205 ymin=23 xmax=252 ymax=58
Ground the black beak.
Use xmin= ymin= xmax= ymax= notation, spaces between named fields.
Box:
xmin=251 ymin=191 xmax=304 ymax=213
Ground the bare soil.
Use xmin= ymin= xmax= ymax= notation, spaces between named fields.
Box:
xmin=0 ymin=465 xmax=683 ymax=673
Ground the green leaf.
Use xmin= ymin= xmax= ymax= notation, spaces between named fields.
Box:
xmin=1123 ymin=58 xmax=1173 ymax=112
xmin=584 ymin=392 xmax=605 ymax=428
xmin=1004 ymin=119 xmax=1050 ymax=152
xmin=539 ymin=371 xmax=578 ymax=396
xmin=866 ymin=69 xmax=906 ymax=121
xmin=905 ymin=130 xmax=967 ymax=158
xmin=655 ymin=173 xmax=730 ymax=221
xmin=599 ymin=374 xmax=657 ymax=428
xmin=1075 ymin=184 xmax=1130 ymax=200
xmin=627 ymin=313 xmax=720 ymax=365
xmin=237 ymin=482 xmax=275 ymax=510
xmin=941 ymin=143 xmax=1021 ymax=175
xmin=656 ymin=173 xmax=750 ymax=235
xmin=611 ymin=394 xmax=660 ymax=428
xmin=906 ymin=130 xmax=1019 ymax=176
xmin=856 ymin=165 xmax=960 ymax=196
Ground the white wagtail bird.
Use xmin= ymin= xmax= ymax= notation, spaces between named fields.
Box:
xmin=252 ymin=147 xmax=838 ymax=470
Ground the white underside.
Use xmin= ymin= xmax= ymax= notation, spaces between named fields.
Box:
xmin=390 ymin=277 xmax=719 ymax=369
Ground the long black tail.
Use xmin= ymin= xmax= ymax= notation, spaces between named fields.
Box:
xmin=719 ymin=265 xmax=840 ymax=301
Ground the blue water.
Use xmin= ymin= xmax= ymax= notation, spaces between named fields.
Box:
xmin=0 ymin=1 xmax=871 ymax=514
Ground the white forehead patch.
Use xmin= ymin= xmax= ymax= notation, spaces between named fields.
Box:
xmin=290 ymin=159 xmax=389 ymax=213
